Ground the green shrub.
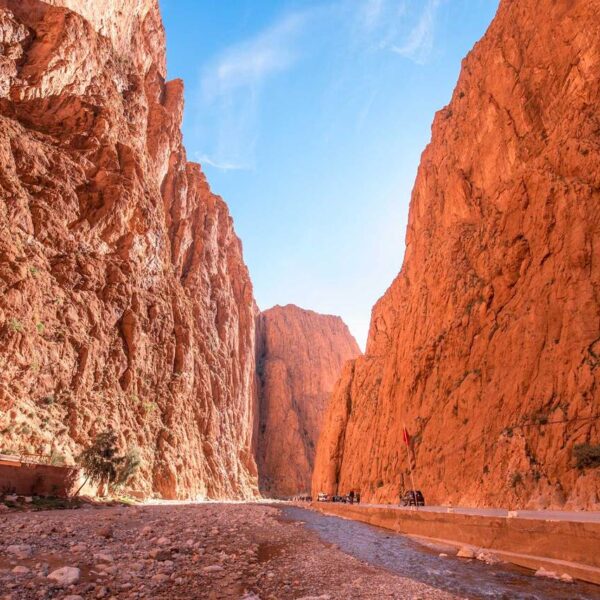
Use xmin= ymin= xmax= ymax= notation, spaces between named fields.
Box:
xmin=573 ymin=444 xmax=600 ymax=469
xmin=143 ymin=401 xmax=157 ymax=414
xmin=8 ymin=318 xmax=23 ymax=333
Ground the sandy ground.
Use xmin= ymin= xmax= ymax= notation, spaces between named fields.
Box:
xmin=0 ymin=502 xmax=458 ymax=599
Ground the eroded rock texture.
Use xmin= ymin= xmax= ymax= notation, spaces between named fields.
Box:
xmin=0 ymin=0 xmax=258 ymax=499
xmin=313 ymin=0 xmax=600 ymax=509
xmin=256 ymin=305 xmax=360 ymax=497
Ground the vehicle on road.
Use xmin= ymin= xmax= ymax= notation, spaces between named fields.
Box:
xmin=400 ymin=490 xmax=425 ymax=507
xmin=317 ymin=492 xmax=329 ymax=502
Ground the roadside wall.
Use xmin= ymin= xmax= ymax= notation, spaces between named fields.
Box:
xmin=0 ymin=460 xmax=79 ymax=497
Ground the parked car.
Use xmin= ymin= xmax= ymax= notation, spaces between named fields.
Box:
xmin=400 ymin=490 xmax=425 ymax=507
xmin=317 ymin=492 xmax=329 ymax=502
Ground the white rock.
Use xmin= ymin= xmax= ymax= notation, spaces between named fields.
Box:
xmin=151 ymin=573 xmax=169 ymax=582
xmin=157 ymin=537 xmax=170 ymax=545
xmin=47 ymin=566 xmax=81 ymax=586
xmin=560 ymin=573 xmax=574 ymax=583
xmin=534 ymin=567 xmax=560 ymax=580
xmin=7 ymin=544 xmax=33 ymax=559
xmin=93 ymin=553 xmax=114 ymax=563
xmin=456 ymin=546 xmax=476 ymax=559
xmin=477 ymin=551 xmax=500 ymax=565
xmin=203 ymin=565 xmax=224 ymax=573
xmin=439 ymin=553 xmax=448 ymax=557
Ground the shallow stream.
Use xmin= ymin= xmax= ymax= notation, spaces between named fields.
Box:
xmin=281 ymin=506 xmax=600 ymax=600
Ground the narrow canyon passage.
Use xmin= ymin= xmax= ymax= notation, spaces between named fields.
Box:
xmin=2 ymin=503 xmax=599 ymax=600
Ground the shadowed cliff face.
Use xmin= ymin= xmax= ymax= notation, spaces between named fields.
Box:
xmin=313 ymin=0 xmax=600 ymax=510
xmin=256 ymin=305 xmax=361 ymax=498
xmin=0 ymin=0 xmax=258 ymax=499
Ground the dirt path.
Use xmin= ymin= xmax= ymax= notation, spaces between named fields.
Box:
xmin=0 ymin=502 xmax=457 ymax=599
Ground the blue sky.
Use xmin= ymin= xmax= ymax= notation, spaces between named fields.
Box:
xmin=160 ymin=0 xmax=499 ymax=349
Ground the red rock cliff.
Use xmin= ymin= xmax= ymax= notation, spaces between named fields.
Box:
xmin=0 ymin=0 xmax=259 ymax=499
xmin=256 ymin=305 xmax=360 ymax=497
xmin=313 ymin=0 xmax=600 ymax=509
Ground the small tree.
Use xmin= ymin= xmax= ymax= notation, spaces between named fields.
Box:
xmin=114 ymin=448 xmax=141 ymax=488
xmin=75 ymin=431 xmax=139 ymax=496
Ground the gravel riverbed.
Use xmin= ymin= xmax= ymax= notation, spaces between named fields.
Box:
xmin=0 ymin=502 xmax=457 ymax=599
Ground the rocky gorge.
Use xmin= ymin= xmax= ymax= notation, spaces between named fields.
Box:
xmin=1 ymin=0 xmax=600 ymax=597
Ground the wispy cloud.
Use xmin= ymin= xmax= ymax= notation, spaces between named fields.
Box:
xmin=195 ymin=154 xmax=249 ymax=172
xmin=193 ymin=0 xmax=444 ymax=172
xmin=196 ymin=11 xmax=311 ymax=171
xmin=390 ymin=0 xmax=442 ymax=63
xmin=362 ymin=0 xmax=386 ymax=31
xmin=202 ymin=13 xmax=307 ymax=100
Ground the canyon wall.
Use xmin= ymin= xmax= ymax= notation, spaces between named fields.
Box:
xmin=313 ymin=0 xmax=600 ymax=509
xmin=256 ymin=305 xmax=360 ymax=497
xmin=0 ymin=0 xmax=259 ymax=499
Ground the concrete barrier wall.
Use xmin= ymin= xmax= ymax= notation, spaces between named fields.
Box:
xmin=312 ymin=503 xmax=600 ymax=585
xmin=0 ymin=461 xmax=79 ymax=497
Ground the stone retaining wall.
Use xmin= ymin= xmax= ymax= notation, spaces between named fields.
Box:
xmin=0 ymin=460 xmax=79 ymax=497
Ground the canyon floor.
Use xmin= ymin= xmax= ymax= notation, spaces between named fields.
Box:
xmin=1 ymin=503 xmax=599 ymax=600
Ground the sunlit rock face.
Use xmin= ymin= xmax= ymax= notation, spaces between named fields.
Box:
xmin=313 ymin=0 xmax=600 ymax=510
xmin=256 ymin=305 xmax=361 ymax=498
xmin=0 ymin=0 xmax=259 ymax=499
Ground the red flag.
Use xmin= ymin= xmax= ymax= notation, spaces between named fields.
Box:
xmin=402 ymin=427 xmax=410 ymax=447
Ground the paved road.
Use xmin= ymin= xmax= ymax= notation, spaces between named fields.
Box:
xmin=325 ymin=502 xmax=600 ymax=523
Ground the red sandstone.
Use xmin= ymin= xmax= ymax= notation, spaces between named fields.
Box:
xmin=256 ymin=305 xmax=360 ymax=497
xmin=0 ymin=0 xmax=258 ymax=500
xmin=313 ymin=0 xmax=600 ymax=510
